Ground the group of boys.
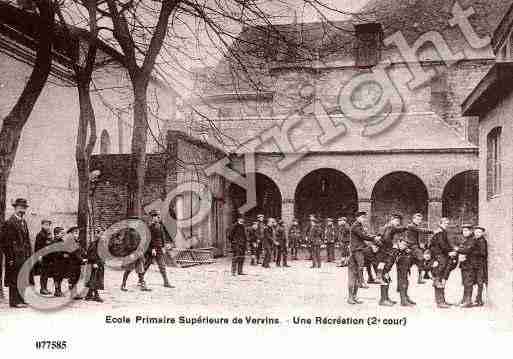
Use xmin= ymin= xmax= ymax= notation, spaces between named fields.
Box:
xmin=0 ymin=198 xmax=104 ymax=308
xmin=346 ymin=211 xmax=488 ymax=309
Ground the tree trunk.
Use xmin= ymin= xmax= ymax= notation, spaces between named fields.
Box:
xmin=0 ymin=0 xmax=53 ymax=223
xmin=128 ymin=80 xmax=149 ymax=217
xmin=76 ymin=81 xmax=96 ymax=248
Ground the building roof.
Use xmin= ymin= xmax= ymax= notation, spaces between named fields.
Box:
xmin=462 ymin=61 xmax=513 ymax=117
xmin=212 ymin=111 xmax=478 ymax=154
xmin=197 ymin=0 xmax=513 ymax=96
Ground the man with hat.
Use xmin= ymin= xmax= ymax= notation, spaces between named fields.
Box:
xmin=248 ymin=221 xmax=259 ymax=265
xmin=145 ymin=209 xmax=173 ymax=288
xmin=472 ymin=226 xmax=487 ymax=306
xmin=324 ymin=217 xmax=337 ymax=263
xmin=347 ymin=210 xmax=380 ymax=304
xmin=429 ymin=217 xmax=458 ymax=308
xmin=336 ymin=217 xmax=350 ymax=267
xmin=1 ymin=198 xmax=33 ymax=308
xmin=34 ymin=219 xmax=53 ymax=295
xmin=120 ymin=216 xmax=151 ymax=292
xmin=456 ymin=223 xmax=477 ymax=307
xmin=228 ymin=216 xmax=248 ymax=275
xmin=305 ymin=214 xmax=323 ymax=268
xmin=288 ymin=218 xmax=302 ymax=260
xmin=262 ymin=217 xmax=278 ymax=268
xmin=255 ymin=214 xmax=266 ymax=265
xmin=375 ymin=213 xmax=408 ymax=306
xmin=275 ymin=219 xmax=289 ymax=267
xmin=405 ymin=213 xmax=433 ymax=284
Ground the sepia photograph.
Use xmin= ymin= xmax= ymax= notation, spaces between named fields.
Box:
xmin=0 ymin=0 xmax=512 ymax=356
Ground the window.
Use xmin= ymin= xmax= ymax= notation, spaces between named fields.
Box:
xmin=487 ymin=127 xmax=502 ymax=198
xmin=100 ymin=129 xmax=111 ymax=154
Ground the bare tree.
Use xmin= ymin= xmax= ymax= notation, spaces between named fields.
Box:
xmin=0 ymin=0 xmax=55 ymax=222
xmin=56 ymin=0 xmax=99 ymax=247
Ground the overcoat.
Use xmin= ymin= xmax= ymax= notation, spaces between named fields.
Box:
xmin=1 ymin=214 xmax=33 ymax=287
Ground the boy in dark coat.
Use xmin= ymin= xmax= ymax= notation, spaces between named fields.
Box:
xmin=48 ymin=227 xmax=66 ymax=297
xmin=472 ymin=226 xmax=488 ymax=306
xmin=66 ymin=226 xmax=87 ymax=300
xmin=34 ymin=219 xmax=53 ymax=295
xmin=229 ymin=217 xmax=248 ymax=275
xmin=85 ymin=232 xmax=105 ymax=302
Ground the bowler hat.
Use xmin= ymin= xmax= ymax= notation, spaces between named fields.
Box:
xmin=474 ymin=226 xmax=486 ymax=232
xmin=12 ymin=198 xmax=28 ymax=208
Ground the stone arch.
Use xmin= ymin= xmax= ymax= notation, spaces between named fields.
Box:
xmin=294 ymin=168 xmax=358 ymax=223
xmin=228 ymin=172 xmax=282 ymax=221
xmin=442 ymin=170 xmax=478 ymax=227
xmin=371 ymin=171 xmax=429 ymax=230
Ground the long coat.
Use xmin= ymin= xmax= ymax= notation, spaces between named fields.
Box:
xmin=229 ymin=223 xmax=247 ymax=256
xmin=86 ymin=239 xmax=105 ymax=290
xmin=34 ymin=229 xmax=53 ymax=275
xmin=1 ymin=214 xmax=33 ymax=287
xmin=429 ymin=228 xmax=455 ymax=280
xmin=305 ymin=223 xmax=323 ymax=246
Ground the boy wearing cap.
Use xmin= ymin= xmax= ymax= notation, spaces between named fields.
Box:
xmin=1 ymin=198 xmax=32 ymax=308
xmin=456 ymin=224 xmax=476 ymax=308
xmin=85 ymin=231 xmax=105 ymax=302
xmin=49 ymin=227 xmax=66 ymax=297
xmin=275 ymin=219 xmax=289 ymax=267
xmin=347 ymin=211 xmax=380 ymax=304
xmin=324 ymin=218 xmax=337 ymax=263
xmin=305 ymin=215 xmax=323 ymax=268
xmin=66 ymin=226 xmax=87 ymax=300
xmin=228 ymin=217 xmax=248 ymax=275
xmin=145 ymin=210 xmax=173 ymax=288
xmin=405 ymin=213 xmax=433 ymax=285
xmin=336 ymin=217 xmax=350 ymax=267
xmin=34 ymin=219 xmax=53 ymax=295
xmin=288 ymin=218 xmax=302 ymax=260
xmin=472 ymin=227 xmax=487 ymax=306
xmin=255 ymin=214 xmax=266 ymax=264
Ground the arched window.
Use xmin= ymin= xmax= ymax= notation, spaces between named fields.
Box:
xmin=100 ymin=129 xmax=111 ymax=154
xmin=487 ymin=127 xmax=502 ymax=198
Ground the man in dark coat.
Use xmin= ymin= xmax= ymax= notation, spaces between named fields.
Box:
xmin=305 ymin=215 xmax=323 ymax=268
xmin=324 ymin=218 xmax=337 ymax=262
xmin=405 ymin=213 xmax=433 ymax=284
xmin=336 ymin=217 xmax=350 ymax=267
xmin=456 ymin=224 xmax=476 ymax=308
xmin=248 ymin=221 xmax=258 ymax=265
xmin=255 ymin=214 xmax=266 ymax=264
xmin=229 ymin=217 xmax=248 ymax=275
xmin=262 ymin=218 xmax=277 ymax=268
xmin=275 ymin=219 xmax=289 ymax=267
xmin=1 ymin=198 xmax=33 ymax=308
xmin=472 ymin=226 xmax=488 ymax=306
xmin=429 ymin=217 xmax=457 ymax=308
xmin=288 ymin=218 xmax=302 ymax=260
xmin=376 ymin=213 xmax=407 ymax=306
xmin=347 ymin=211 xmax=379 ymax=304
xmin=144 ymin=209 xmax=173 ymax=288
xmin=34 ymin=219 xmax=53 ymax=295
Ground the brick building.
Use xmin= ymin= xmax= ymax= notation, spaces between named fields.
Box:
xmin=0 ymin=2 xmax=176 ymax=235
xmin=462 ymin=2 xmax=513 ymax=311
xmin=90 ymin=131 xmax=229 ymax=254
xmin=185 ymin=0 xmax=513 ymax=235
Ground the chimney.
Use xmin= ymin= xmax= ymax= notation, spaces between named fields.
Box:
xmin=354 ymin=22 xmax=383 ymax=68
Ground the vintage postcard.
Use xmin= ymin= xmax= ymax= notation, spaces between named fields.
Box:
xmin=0 ymin=0 xmax=512 ymax=356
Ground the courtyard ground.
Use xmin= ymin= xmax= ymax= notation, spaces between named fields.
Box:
xmin=0 ymin=254 xmax=495 ymax=325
